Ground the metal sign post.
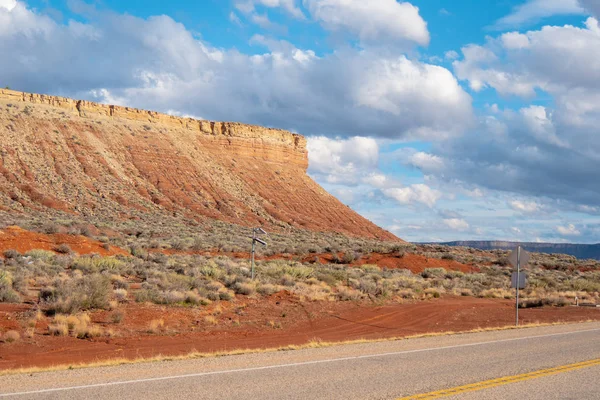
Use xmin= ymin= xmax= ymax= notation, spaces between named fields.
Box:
xmin=250 ymin=227 xmax=267 ymax=280
xmin=516 ymin=246 xmax=520 ymax=326
xmin=508 ymin=246 xmax=530 ymax=326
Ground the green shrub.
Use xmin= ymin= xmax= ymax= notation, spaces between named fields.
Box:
xmin=421 ymin=268 xmax=446 ymax=279
xmin=41 ymin=274 xmax=111 ymax=313
xmin=72 ymin=257 xmax=125 ymax=273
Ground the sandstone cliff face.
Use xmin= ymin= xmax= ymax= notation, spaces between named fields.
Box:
xmin=0 ymin=89 xmax=397 ymax=241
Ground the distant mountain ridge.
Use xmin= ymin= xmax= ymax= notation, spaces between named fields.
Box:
xmin=434 ymin=241 xmax=600 ymax=260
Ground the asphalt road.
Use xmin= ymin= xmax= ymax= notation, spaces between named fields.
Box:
xmin=1 ymin=322 xmax=599 ymax=399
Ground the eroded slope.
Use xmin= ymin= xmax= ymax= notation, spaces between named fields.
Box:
xmin=0 ymin=89 xmax=397 ymax=240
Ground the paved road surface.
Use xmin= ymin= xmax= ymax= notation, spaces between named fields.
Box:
xmin=1 ymin=322 xmax=599 ymax=399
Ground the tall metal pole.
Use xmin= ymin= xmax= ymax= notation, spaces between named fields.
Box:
xmin=516 ymin=246 xmax=520 ymax=326
xmin=251 ymin=229 xmax=256 ymax=280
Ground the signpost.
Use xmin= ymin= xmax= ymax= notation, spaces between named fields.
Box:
xmin=508 ymin=246 xmax=530 ymax=326
xmin=250 ymin=227 xmax=267 ymax=280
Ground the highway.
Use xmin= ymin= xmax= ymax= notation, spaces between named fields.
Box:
xmin=1 ymin=322 xmax=599 ymax=399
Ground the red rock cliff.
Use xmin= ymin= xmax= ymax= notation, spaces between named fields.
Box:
xmin=0 ymin=89 xmax=398 ymax=241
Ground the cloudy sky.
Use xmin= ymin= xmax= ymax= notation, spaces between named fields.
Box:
xmin=1 ymin=0 xmax=600 ymax=243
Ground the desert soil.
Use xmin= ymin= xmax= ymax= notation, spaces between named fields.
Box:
xmin=1 ymin=295 xmax=598 ymax=371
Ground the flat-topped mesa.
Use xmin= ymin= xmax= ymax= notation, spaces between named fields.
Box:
xmin=0 ymin=89 xmax=398 ymax=241
xmin=0 ymin=88 xmax=307 ymax=167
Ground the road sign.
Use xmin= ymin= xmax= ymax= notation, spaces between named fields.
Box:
xmin=250 ymin=227 xmax=268 ymax=280
xmin=510 ymin=246 xmax=530 ymax=327
xmin=508 ymin=248 xmax=530 ymax=269
xmin=511 ymin=272 xmax=527 ymax=289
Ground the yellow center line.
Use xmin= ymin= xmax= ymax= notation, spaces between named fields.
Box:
xmin=397 ymin=358 xmax=600 ymax=400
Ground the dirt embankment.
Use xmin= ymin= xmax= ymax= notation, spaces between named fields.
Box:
xmin=0 ymin=226 xmax=127 ymax=257
xmin=0 ymin=295 xmax=598 ymax=371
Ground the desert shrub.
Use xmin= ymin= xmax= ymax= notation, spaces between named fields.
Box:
xmin=3 ymin=249 xmax=19 ymax=259
xmin=111 ymin=275 xmax=129 ymax=289
xmin=55 ymin=244 xmax=72 ymax=254
xmin=445 ymin=270 xmax=465 ymax=279
xmin=130 ymin=246 xmax=148 ymax=259
xmin=397 ymin=289 xmax=415 ymax=299
xmin=335 ymin=286 xmax=362 ymax=301
xmin=184 ymin=291 xmax=203 ymax=305
xmin=25 ymin=249 xmax=55 ymax=261
xmin=72 ymin=257 xmax=126 ymax=273
xmin=358 ymin=278 xmax=378 ymax=295
xmin=48 ymin=320 xmax=69 ymax=336
xmin=315 ymin=272 xmax=339 ymax=287
xmin=0 ymin=271 xmax=21 ymax=303
xmin=218 ymin=290 xmax=234 ymax=301
xmin=257 ymin=283 xmax=279 ymax=296
xmin=281 ymin=265 xmax=314 ymax=280
xmin=341 ymin=252 xmax=356 ymax=264
xmin=519 ymin=298 xmax=544 ymax=308
xmin=424 ymin=288 xmax=442 ymax=298
xmin=480 ymin=288 xmax=512 ymax=299
xmin=233 ymin=282 xmax=255 ymax=295
xmin=135 ymin=288 xmax=161 ymax=303
xmin=113 ymin=288 xmax=128 ymax=302
xmin=280 ymin=274 xmax=295 ymax=287
xmin=110 ymin=310 xmax=124 ymax=324
xmin=163 ymin=290 xmax=186 ymax=304
xmin=41 ymin=274 xmax=111 ymax=314
xmin=293 ymin=282 xmax=331 ymax=301
xmin=0 ymin=287 xmax=21 ymax=303
xmin=197 ymin=265 xmax=224 ymax=279
xmin=421 ymin=268 xmax=446 ymax=279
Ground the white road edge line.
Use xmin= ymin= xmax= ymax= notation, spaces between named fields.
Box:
xmin=2 ymin=327 xmax=599 ymax=397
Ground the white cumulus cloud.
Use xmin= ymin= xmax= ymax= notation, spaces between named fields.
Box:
xmin=556 ymin=224 xmax=581 ymax=236
xmin=493 ymin=0 xmax=584 ymax=29
xmin=0 ymin=0 xmax=16 ymax=11
xmin=443 ymin=218 xmax=470 ymax=231
xmin=303 ymin=0 xmax=429 ymax=46
xmin=382 ymin=184 xmax=442 ymax=208
xmin=307 ymin=136 xmax=379 ymax=184
xmin=509 ymin=200 xmax=540 ymax=213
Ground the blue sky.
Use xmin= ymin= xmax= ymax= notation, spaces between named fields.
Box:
xmin=1 ymin=0 xmax=600 ymax=243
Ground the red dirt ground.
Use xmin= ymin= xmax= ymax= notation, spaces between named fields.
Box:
xmin=1 ymin=296 xmax=598 ymax=371
xmin=0 ymin=226 xmax=127 ymax=257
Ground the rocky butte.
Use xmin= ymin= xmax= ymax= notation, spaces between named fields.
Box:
xmin=0 ymin=89 xmax=397 ymax=241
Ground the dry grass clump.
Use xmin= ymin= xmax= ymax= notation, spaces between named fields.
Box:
xmin=113 ymin=288 xmax=128 ymax=302
xmin=48 ymin=314 xmax=104 ymax=338
xmin=256 ymin=283 xmax=280 ymax=296
xmin=2 ymin=330 xmax=21 ymax=343
xmin=335 ymin=286 xmax=363 ymax=301
xmin=480 ymin=288 xmax=513 ymax=299
xmin=0 ymin=270 xmax=21 ymax=303
xmin=147 ymin=319 xmax=164 ymax=333
xmin=233 ymin=282 xmax=255 ymax=296
xmin=204 ymin=315 xmax=218 ymax=325
xmin=110 ymin=310 xmax=124 ymax=324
